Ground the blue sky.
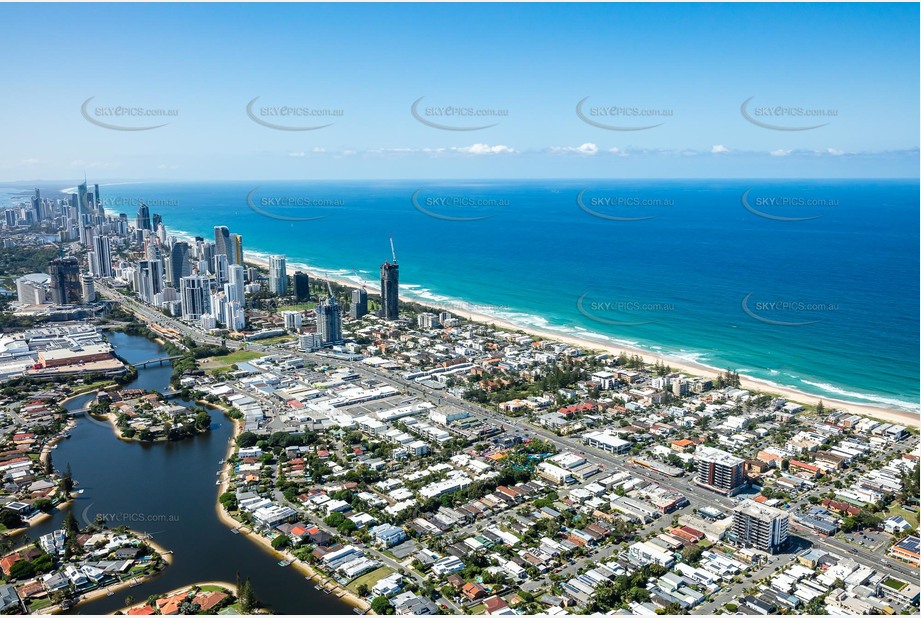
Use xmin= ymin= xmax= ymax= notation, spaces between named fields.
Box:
xmin=0 ymin=2 xmax=917 ymax=180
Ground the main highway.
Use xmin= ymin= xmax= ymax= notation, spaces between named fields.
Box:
xmin=96 ymin=282 xmax=919 ymax=598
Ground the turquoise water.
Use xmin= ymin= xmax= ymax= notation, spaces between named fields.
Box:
xmin=83 ymin=179 xmax=918 ymax=412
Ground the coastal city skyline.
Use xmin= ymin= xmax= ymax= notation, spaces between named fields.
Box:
xmin=0 ymin=175 xmax=916 ymax=615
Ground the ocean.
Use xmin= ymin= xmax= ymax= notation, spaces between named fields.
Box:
xmin=66 ymin=179 xmax=920 ymax=412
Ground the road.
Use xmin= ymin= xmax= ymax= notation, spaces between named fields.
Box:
xmin=98 ymin=283 xmax=919 ymax=604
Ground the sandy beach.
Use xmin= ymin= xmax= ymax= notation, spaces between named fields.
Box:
xmin=245 ymin=256 xmax=919 ymax=429
xmin=113 ymin=581 xmax=237 ymax=615
xmin=35 ymin=535 xmax=173 ymax=615
xmin=39 ymin=417 xmax=77 ymax=468
xmin=212 ymin=410 xmax=370 ymax=612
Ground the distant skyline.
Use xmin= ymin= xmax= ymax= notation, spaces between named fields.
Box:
xmin=0 ymin=2 xmax=918 ymax=180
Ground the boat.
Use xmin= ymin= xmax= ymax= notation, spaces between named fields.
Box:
xmin=218 ymin=458 xmax=224 ymax=464
xmin=215 ymin=480 xmax=221 ymax=485
xmin=51 ymin=445 xmax=58 ymax=450
xmin=278 ymin=559 xmax=293 ymax=567
xmin=230 ymin=528 xmax=240 ymax=535
xmin=215 ymin=470 xmax=222 ymax=476
xmin=77 ymin=489 xmax=85 ymax=494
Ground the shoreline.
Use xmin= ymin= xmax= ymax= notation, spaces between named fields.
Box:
xmin=112 ymin=581 xmax=237 ymax=615
xmin=244 ymin=255 xmax=919 ymax=429
xmin=36 ymin=535 xmax=173 ymax=615
xmin=212 ymin=410 xmax=369 ymax=613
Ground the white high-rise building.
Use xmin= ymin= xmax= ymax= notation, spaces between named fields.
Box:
xmin=213 ymin=253 xmax=229 ymax=286
xmin=417 ymin=312 xmax=440 ymax=329
xmin=92 ymin=236 xmax=113 ymax=278
xmin=298 ymin=333 xmax=322 ymax=352
xmin=224 ymin=302 xmax=246 ymax=331
xmin=134 ymin=259 xmax=163 ymax=304
xmin=179 ymin=275 xmax=211 ymax=321
xmin=731 ymin=500 xmax=789 ymax=554
xmin=15 ymin=274 xmax=49 ymax=305
xmin=269 ymin=255 xmax=287 ymax=295
xmin=226 ymin=264 xmax=245 ymax=304
xmin=282 ymin=310 xmax=303 ymax=330
xmin=210 ymin=291 xmax=228 ymax=325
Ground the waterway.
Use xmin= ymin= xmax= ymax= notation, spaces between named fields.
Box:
xmin=29 ymin=331 xmax=350 ymax=614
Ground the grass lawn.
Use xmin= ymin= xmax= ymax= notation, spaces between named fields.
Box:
xmin=27 ymin=598 xmax=52 ymax=612
xmin=219 ymin=603 xmax=243 ymax=614
xmin=345 ymin=566 xmax=392 ymax=594
xmin=71 ymin=380 xmax=116 ymax=394
xmin=277 ymin=303 xmax=316 ymax=312
xmin=201 ymin=350 xmax=265 ymax=370
xmin=468 ymin=603 xmax=486 ymax=614
xmin=883 ymin=577 xmax=908 ymax=591
xmin=254 ymin=335 xmax=297 ymax=345
xmin=199 ymin=584 xmax=232 ymax=593
xmin=886 ymin=505 xmax=919 ymax=529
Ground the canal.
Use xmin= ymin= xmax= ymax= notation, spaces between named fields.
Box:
xmin=30 ymin=331 xmax=350 ymax=614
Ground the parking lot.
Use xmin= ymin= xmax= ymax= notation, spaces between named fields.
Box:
xmin=841 ymin=528 xmax=891 ymax=551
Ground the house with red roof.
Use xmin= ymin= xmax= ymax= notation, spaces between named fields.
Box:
xmin=484 ymin=595 xmax=510 ymax=614
xmin=192 ymin=591 xmax=228 ymax=612
xmin=156 ymin=592 xmax=188 ymax=615
xmin=789 ymin=459 xmax=821 ymax=478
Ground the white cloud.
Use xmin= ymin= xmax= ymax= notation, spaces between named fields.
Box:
xmin=20 ymin=158 xmax=40 ymax=165
xmin=288 ymin=151 xmax=305 ymax=157
xmin=770 ymin=149 xmax=791 ymax=157
xmin=711 ymin=144 xmax=730 ymax=154
xmin=549 ymin=142 xmax=599 ymax=155
xmin=826 ymin=148 xmax=846 ymax=156
xmin=455 ymin=143 xmax=516 ymax=155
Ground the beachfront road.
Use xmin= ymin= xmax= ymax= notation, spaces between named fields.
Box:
xmin=97 ymin=282 xmax=917 ymax=597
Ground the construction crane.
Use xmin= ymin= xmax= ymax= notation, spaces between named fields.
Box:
xmin=389 ymin=234 xmax=398 ymax=264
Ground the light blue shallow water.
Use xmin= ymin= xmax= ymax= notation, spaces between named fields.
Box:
xmin=80 ymin=179 xmax=919 ymax=412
